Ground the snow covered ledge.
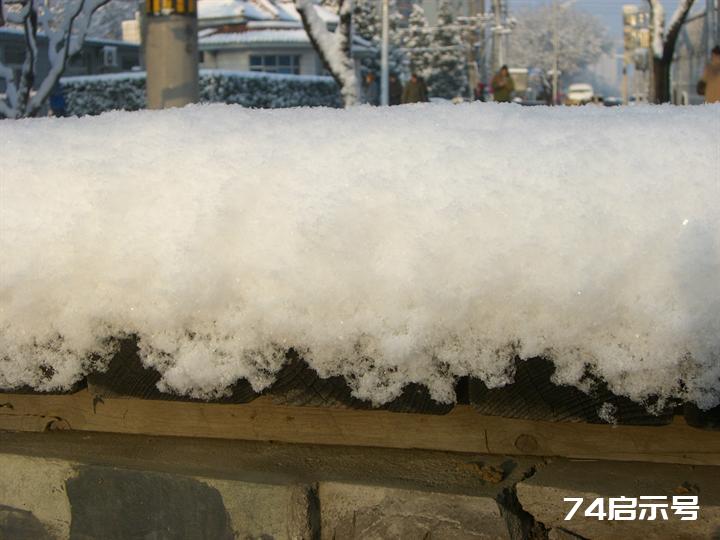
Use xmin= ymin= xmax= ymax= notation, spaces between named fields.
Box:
xmin=1 ymin=103 xmax=718 ymax=412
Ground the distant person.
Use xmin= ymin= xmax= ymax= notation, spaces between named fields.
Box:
xmin=474 ymin=81 xmax=486 ymax=102
xmin=418 ymin=76 xmax=429 ymax=102
xmin=538 ymin=84 xmax=552 ymax=105
xmin=49 ymin=83 xmax=67 ymax=117
xmin=402 ymin=73 xmax=428 ymax=104
xmin=389 ymin=73 xmax=403 ymax=106
xmin=363 ymin=72 xmax=379 ymax=106
xmin=697 ymin=45 xmax=720 ymax=103
xmin=491 ymin=65 xmax=514 ymax=103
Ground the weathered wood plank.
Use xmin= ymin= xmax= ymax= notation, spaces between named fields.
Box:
xmin=0 ymin=390 xmax=718 ymax=466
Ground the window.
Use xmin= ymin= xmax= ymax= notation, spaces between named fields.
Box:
xmin=3 ymin=46 xmax=25 ymax=65
xmin=69 ymin=52 xmax=85 ymax=68
xmin=102 ymin=46 xmax=118 ymax=68
xmin=121 ymin=56 xmax=137 ymax=70
xmin=249 ymin=55 xmax=300 ymax=75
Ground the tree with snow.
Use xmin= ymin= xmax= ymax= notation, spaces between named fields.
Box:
xmin=387 ymin=0 xmax=407 ymax=79
xmin=507 ymin=5 xmax=610 ymax=85
xmin=86 ymin=0 xmax=136 ymax=41
xmin=353 ymin=0 xmax=406 ymax=79
xmin=294 ymin=0 xmax=358 ymax=107
xmin=645 ymin=0 xmax=696 ymax=103
xmin=402 ymin=3 xmax=432 ymax=78
xmin=0 ymin=0 xmax=110 ymax=118
xmin=353 ymin=0 xmax=377 ymax=45
xmin=353 ymin=0 xmax=379 ymax=75
xmin=426 ymin=0 xmax=467 ymax=99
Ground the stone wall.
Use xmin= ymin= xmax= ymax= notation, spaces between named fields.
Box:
xmin=1 ymin=434 xmax=718 ymax=540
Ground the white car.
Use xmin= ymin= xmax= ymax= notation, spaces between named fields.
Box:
xmin=565 ymin=83 xmax=594 ymax=105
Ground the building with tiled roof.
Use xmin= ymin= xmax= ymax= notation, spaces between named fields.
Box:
xmin=197 ymin=0 xmax=370 ymax=76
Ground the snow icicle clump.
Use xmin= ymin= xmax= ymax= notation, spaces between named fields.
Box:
xmin=1 ymin=103 xmax=718 ymax=410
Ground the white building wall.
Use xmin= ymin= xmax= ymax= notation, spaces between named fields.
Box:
xmin=300 ymin=51 xmax=319 ymax=75
xmin=215 ymin=50 xmax=251 ymax=71
xmin=199 ymin=45 xmax=323 ymax=75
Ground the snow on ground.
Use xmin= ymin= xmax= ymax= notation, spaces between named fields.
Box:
xmin=1 ymin=103 xmax=718 ymax=408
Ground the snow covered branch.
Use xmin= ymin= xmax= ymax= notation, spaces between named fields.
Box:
xmin=647 ymin=0 xmax=695 ymax=60
xmin=647 ymin=0 xmax=665 ymax=58
xmin=645 ymin=0 xmax=695 ymax=102
xmin=0 ymin=0 xmax=110 ymax=118
xmin=662 ymin=0 xmax=695 ymax=61
xmin=294 ymin=0 xmax=358 ymax=106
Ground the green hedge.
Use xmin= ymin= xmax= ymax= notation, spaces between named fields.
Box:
xmin=60 ymin=70 xmax=342 ymax=115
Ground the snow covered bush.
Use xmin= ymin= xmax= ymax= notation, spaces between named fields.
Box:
xmin=1 ymin=104 xmax=718 ymax=411
xmin=61 ymin=72 xmax=147 ymax=116
xmin=201 ymin=70 xmax=342 ymax=108
xmin=60 ymin=70 xmax=342 ymax=115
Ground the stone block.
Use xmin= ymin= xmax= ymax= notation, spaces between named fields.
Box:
xmin=0 ymin=453 xmax=314 ymax=540
xmin=0 ymin=454 xmax=75 ymax=539
xmin=319 ymin=482 xmax=510 ymax=539
xmin=516 ymin=460 xmax=720 ymax=540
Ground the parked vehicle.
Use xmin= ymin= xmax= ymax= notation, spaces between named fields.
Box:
xmin=565 ymin=83 xmax=594 ymax=105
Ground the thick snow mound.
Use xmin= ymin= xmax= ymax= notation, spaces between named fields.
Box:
xmin=1 ymin=103 xmax=719 ymax=408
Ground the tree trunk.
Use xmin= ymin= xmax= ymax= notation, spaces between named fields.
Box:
xmin=295 ymin=0 xmax=358 ymax=107
xmin=647 ymin=0 xmax=695 ymax=104
xmin=653 ymin=56 xmax=671 ymax=103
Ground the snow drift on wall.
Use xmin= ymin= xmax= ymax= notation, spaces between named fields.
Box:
xmin=1 ymin=103 xmax=718 ymax=409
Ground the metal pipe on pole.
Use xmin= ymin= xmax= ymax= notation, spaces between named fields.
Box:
xmin=478 ymin=0 xmax=486 ymax=88
xmin=380 ymin=0 xmax=389 ymax=106
xmin=552 ymin=0 xmax=559 ymax=105
xmin=492 ymin=0 xmax=502 ymax=72
xmin=145 ymin=0 xmax=199 ymax=109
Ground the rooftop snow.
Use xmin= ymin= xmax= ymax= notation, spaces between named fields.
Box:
xmin=200 ymin=28 xmax=310 ymax=45
xmin=198 ymin=0 xmax=270 ymax=21
xmin=59 ymin=69 xmax=334 ymax=85
xmin=1 ymin=104 xmax=718 ymax=409
xmin=0 ymin=27 xmax=140 ymax=48
xmin=197 ymin=0 xmax=336 ymax=23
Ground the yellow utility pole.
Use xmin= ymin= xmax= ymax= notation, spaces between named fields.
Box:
xmin=145 ymin=0 xmax=199 ymax=109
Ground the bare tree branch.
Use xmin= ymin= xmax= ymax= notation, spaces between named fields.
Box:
xmin=1 ymin=0 xmax=110 ymax=118
xmin=16 ymin=2 xmax=38 ymax=115
xmin=27 ymin=0 xmax=111 ymax=116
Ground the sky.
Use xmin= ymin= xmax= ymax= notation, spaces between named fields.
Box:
xmin=508 ymin=0 xmax=693 ymax=40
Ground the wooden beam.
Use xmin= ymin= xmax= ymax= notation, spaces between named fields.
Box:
xmin=1 ymin=389 xmax=718 ymax=466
